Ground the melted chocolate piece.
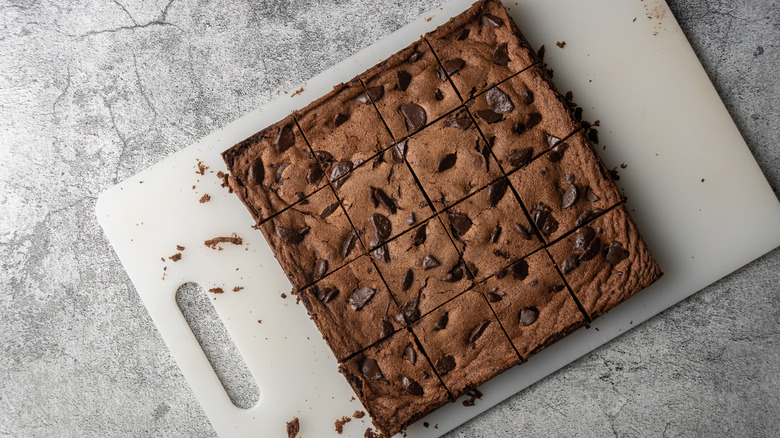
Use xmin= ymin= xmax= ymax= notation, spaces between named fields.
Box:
xmin=489 ymin=225 xmax=502 ymax=243
xmin=247 ymin=157 xmax=264 ymax=185
xmin=514 ymin=223 xmax=532 ymax=240
xmin=561 ymin=184 xmax=579 ymax=209
xmin=396 ymin=71 xmax=412 ymax=92
xmin=435 ymin=355 xmax=456 ymax=375
xmin=605 ymin=241 xmax=629 ymax=265
xmin=330 ymin=160 xmax=353 ymax=188
xmin=437 ymin=153 xmax=458 ymax=172
xmin=434 ymin=88 xmax=445 ymax=100
xmin=487 ymin=292 xmax=503 ymax=302
xmin=488 ymin=179 xmax=509 ymax=206
xmin=380 ymin=319 xmax=394 ymax=338
xmin=357 ymin=85 xmax=384 ymax=104
xmin=510 ymin=259 xmax=529 ymax=280
xmin=531 ymin=203 xmax=559 ymax=236
xmin=585 ymin=187 xmax=600 ymax=202
xmin=306 ymin=164 xmax=323 ymax=185
xmin=476 ymin=109 xmax=503 ymax=123
xmin=455 ymin=28 xmax=470 ymax=40
xmin=561 ymin=254 xmax=580 ymax=274
xmin=361 ymin=358 xmax=384 ymax=381
xmin=485 ymin=87 xmax=514 ymax=114
xmin=407 ymin=212 xmax=416 ymax=225
xmin=401 ymin=298 xmax=421 ymax=322
xmin=442 ymin=264 xmax=464 ymax=282
xmin=349 ymin=286 xmax=376 ymax=311
xmin=315 ymin=285 xmax=339 ymax=303
xmin=525 ymin=112 xmax=542 ymax=130
xmin=547 ymin=142 xmax=569 ymax=162
xmin=434 ymin=312 xmax=449 ymax=331
xmin=276 ymin=226 xmax=308 ymax=244
xmin=522 ymin=90 xmax=534 ymax=105
xmin=371 ymin=187 xmax=397 ymax=214
xmin=493 ymin=42 xmax=510 ymax=66
xmin=574 ymin=227 xmax=596 ymax=252
xmin=314 ymin=150 xmax=334 ymax=164
xmin=392 ymin=139 xmax=407 ymax=163
xmin=401 ymin=268 xmax=414 ymax=291
xmin=399 ymin=103 xmax=427 ymax=132
xmin=275 ymin=163 xmax=290 ymax=184
xmin=407 ymin=51 xmax=421 ymax=62
xmin=373 ymin=244 xmax=391 ymax=263
xmin=442 ymin=58 xmax=465 ymax=77
xmin=334 ymin=112 xmax=349 ymax=127
xmin=519 ymin=307 xmax=539 ymax=326
xmin=444 ymin=115 xmax=473 ymax=130
xmin=468 ymin=320 xmax=490 ymax=344
xmin=481 ymin=14 xmax=504 ymax=28
xmin=370 ymin=213 xmax=392 ymax=241
xmin=412 ymin=224 xmax=427 ymax=246
xmin=313 ymin=259 xmax=328 ymax=280
xmin=274 ymin=124 xmax=295 ymax=153
xmin=422 ymin=255 xmax=440 ymax=270
xmin=402 ymin=376 xmax=424 ymax=396
xmin=507 ymin=148 xmax=534 ymax=168
xmin=320 ymin=202 xmax=340 ymax=219
xmin=340 ymin=231 xmax=358 ymax=259
xmin=447 ymin=212 xmax=473 ymax=237
xmin=405 ymin=343 xmax=417 ymax=365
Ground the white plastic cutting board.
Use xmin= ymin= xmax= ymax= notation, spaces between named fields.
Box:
xmin=96 ymin=0 xmax=780 ymax=436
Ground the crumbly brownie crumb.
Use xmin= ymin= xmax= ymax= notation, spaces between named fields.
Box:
xmin=335 ymin=416 xmax=351 ymax=434
xmin=208 ymin=287 xmax=224 ymax=294
xmin=168 ymin=252 xmax=182 ymax=262
xmin=204 ymin=235 xmax=243 ymax=249
xmin=286 ymin=417 xmax=300 ymax=438
xmin=176 ymin=245 xmax=185 ymax=251
xmin=199 ymin=194 xmax=211 ymax=203
xmin=353 ymin=410 xmax=366 ymax=419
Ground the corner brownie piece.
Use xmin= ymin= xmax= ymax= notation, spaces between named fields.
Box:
xmin=425 ymin=0 xmax=537 ymax=100
xmin=360 ymin=38 xmax=461 ymax=139
xmin=300 ymin=255 xmax=402 ymax=361
xmin=439 ymin=178 xmax=542 ymax=281
xmin=547 ymin=205 xmax=663 ymax=319
xmin=222 ymin=116 xmax=325 ymax=223
xmin=258 ymin=186 xmax=364 ymax=289
xmin=296 ymin=79 xmax=394 ymax=178
xmin=334 ymin=148 xmax=433 ymax=249
xmin=470 ymin=65 xmax=580 ymax=173
xmin=339 ymin=329 xmax=451 ymax=437
xmin=412 ymin=289 xmax=519 ymax=397
xmin=371 ymin=217 xmax=472 ymax=322
xmin=479 ymin=250 xmax=585 ymax=360
xmin=509 ymin=131 xmax=623 ymax=243
xmin=405 ymin=108 xmax=501 ymax=210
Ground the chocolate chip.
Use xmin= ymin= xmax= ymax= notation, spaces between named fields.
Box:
xmin=274 ymin=124 xmax=295 ymax=153
xmin=574 ymin=209 xmax=600 ymax=227
xmin=434 ymin=312 xmax=449 ymax=330
xmin=314 ymin=285 xmax=339 ymax=303
xmin=380 ymin=319 xmax=394 ymax=338
xmin=493 ymin=42 xmax=510 ymax=66
xmin=341 ymin=231 xmax=358 ymax=259
xmin=422 ymin=255 xmax=440 ymax=270
xmin=479 ymin=142 xmax=492 ymax=172
xmin=434 ymin=88 xmax=445 ymax=101
xmin=486 ymin=87 xmax=514 ymax=114
xmin=444 ymin=115 xmax=472 ymax=130
xmin=411 ymin=224 xmax=427 ymax=246
xmin=511 ymin=259 xmax=529 ymax=280
xmin=519 ymin=307 xmax=539 ymax=326
xmin=561 ymin=254 xmax=580 ymax=274
xmin=399 ymin=103 xmax=427 ymax=132
xmin=330 ymin=160 xmax=353 ymax=188
xmin=371 ymin=187 xmax=397 ymax=215
xmin=370 ymin=213 xmax=392 ymax=241
xmin=476 ymin=109 xmax=503 ymax=123
xmin=361 ymin=358 xmax=384 ymax=381
xmin=574 ymin=227 xmax=596 ymax=252
xmin=585 ymin=187 xmax=600 ymax=202
xmin=561 ymin=184 xmax=579 ymax=209
xmin=488 ymin=179 xmax=509 ymax=206
xmin=435 ymin=355 xmax=456 ymax=375
xmin=507 ymin=148 xmax=534 ymax=168
xmin=276 ymin=226 xmax=308 ymax=244
xmin=481 ymin=14 xmax=503 ymax=27
xmin=401 ymin=269 xmax=414 ymax=291
xmin=550 ymin=284 xmax=565 ymax=293
xmin=373 ymin=244 xmax=390 ymax=263
xmin=402 ymin=376 xmax=424 ymax=396
xmin=401 ymin=298 xmax=420 ymax=322
xmin=437 ymin=153 xmax=458 ymax=172
xmin=391 ymin=139 xmax=407 ymax=163
xmin=247 ymin=157 xmax=264 ymax=185
xmin=320 ymin=202 xmax=340 ymax=219
xmin=334 ymin=113 xmax=349 ymax=127
xmin=405 ymin=343 xmax=417 ymax=365
xmin=525 ymin=112 xmax=542 ymax=130
xmin=580 ymin=236 xmax=601 ymax=261
xmin=396 ymin=71 xmax=412 ymax=92
xmin=407 ymin=212 xmax=416 ymax=225
xmin=531 ymin=203 xmax=558 ymax=236
xmin=442 ymin=58 xmax=465 ymax=77
xmin=455 ymin=28 xmax=470 ymax=40
xmin=547 ymin=142 xmax=569 ymax=162
xmin=523 ymin=90 xmax=534 ymax=105
xmin=605 ymin=241 xmax=629 ymax=265
xmin=489 ymin=225 xmax=502 ymax=243
xmin=447 ymin=212 xmax=473 ymax=237
xmin=314 ymin=150 xmax=334 ymax=164
xmin=349 ymin=286 xmax=376 ymax=311
xmin=313 ymin=259 xmax=328 ymax=280
xmin=487 ymin=292 xmax=503 ymax=302
xmin=306 ymin=164 xmax=324 ymax=185
xmin=407 ymin=51 xmax=422 ymax=62
xmin=274 ymin=163 xmax=290 ymax=184
xmin=468 ymin=320 xmax=491 ymax=344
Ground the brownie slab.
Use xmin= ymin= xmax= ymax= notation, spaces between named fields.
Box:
xmin=425 ymin=0 xmax=537 ymax=100
xmin=300 ymin=255 xmax=402 ymax=361
xmin=547 ymin=205 xmax=663 ymax=319
xmin=405 ymin=108 xmax=501 ymax=210
xmin=412 ymin=289 xmax=519 ymax=397
xmin=440 ymin=178 xmax=542 ymax=281
xmin=479 ymin=250 xmax=585 ymax=360
xmin=222 ymin=116 xmax=325 ymax=223
xmin=258 ymin=186 xmax=364 ymax=290
xmin=360 ymin=38 xmax=462 ymax=139
xmin=509 ymin=131 xmax=623 ymax=243
xmin=339 ymin=329 xmax=451 ymax=437
xmin=334 ymin=148 xmax=433 ymax=249
xmin=470 ymin=65 xmax=580 ymax=173
xmin=371 ymin=217 xmax=472 ymax=322
xmin=295 ymin=79 xmax=394 ymax=176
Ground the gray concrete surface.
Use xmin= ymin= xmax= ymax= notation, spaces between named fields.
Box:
xmin=1 ymin=0 xmax=779 ymax=436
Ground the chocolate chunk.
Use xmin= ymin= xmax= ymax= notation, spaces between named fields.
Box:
xmin=366 ymin=85 xmax=384 ymax=102
xmin=371 ymin=187 xmax=397 ymax=215
xmin=442 ymin=58 xmax=465 ymax=76
xmin=525 ymin=112 xmax=542 ymax=130
xmin=370 ymin=213 xmax=392 ymax=241
xmin=434 ymin=88 xmax=445 ymax=101
xmin=402 ymin=376 xmax=424 ymax=396
xmin=481 ymin=14 xmax=504 ymax=28
xmin=314 ymin=150 xmax=334 ymax=164
xmin=391 ymin=139 xmax=407 ymax=163
xmin=547 ymin=142 xmax=569 ymax=162
xmin=489 ymin=225 xmax=502 ymax=243
xmin=401 ymin=269 xmax=414 ymax=291
xmin=330 ymin=160 xmax=353 ymax=188
xmin=510 ymin=259 xmax=529 ymax=280
xmin=401 ymin=298 xmax=421 ymax=322
xmin=407 ymin=51 xmax=422 ymax=62
xmin=605 ymin=241 xmax=629 ymax=265
xmin=550 ymin=284 xmax=565 ymax=293
xmin=574 ymin=209 xmax=600 ymax=227
xmin=487 ymin=292 xmax=503 ymax=302
xmin=313 ymin=259 xmax=328 ymax=280
xmin=405 ymin=343 xmax=417 ymax=365
xmin=435 ymin=355 xmax=456 ymax=375
xmin=514 ymin=223 xmax=532 ymax=240
xmin=306 ymin=164 xmax=324 ymax=185
xmin=479 ymin=143 xmax=493 ymax=172
xmin=522 ymin=90 xmax=535 ymax=105
xmin=531 ymin=203 xmax=559 ymax=236
xmin=447 ymin=212 xmax=473 ymax=237
xmin=493 ymin=42 xmax=510 ymax=66
xmin=396 ymin=71 xmax=412 ymax=92
xmin=476 ymin=109 xmax=503 ymax=123
xmin=276 ymin=226 xmax=308 ymax=244
xmin=334 ymin=112 xmax=349 ymax=127
xmin=349 ymin=286 xmax=376 ymax=311
xmin=247 ymin=157 xmax=264 ymax=185
xmin=455 ymin=28 xmax=470 ymax=40
xmin=340 ymin=231 xmax=358 ymax=259
xmin=561 ymin=254 xmax=580 ymax=274
xmin=380 ymin=319 xmax=394 ymax=338
xmin=565 ymin=173 xmax=576 ymax=184
xmin=361 ymin=358 xmax=384 ymax=381
xmin=519 ymin=307 xmax=539 ymax=326
xmin=468 ymin=320 xmax=491 ymax=344
xmin=585 ymin=187 xmax=600 ymax=202
xmin=442 ymin=264 xmax=464 ymax=282
xmin=444 ymin=115 xmax=473 ymax=130
xmin=407 ymin=212 xmax=416 ymax=225
xmin=488 ymin=179 xmax=509 ymax=206
xmin=580 ymin=237 xmax=601 ymax=262
xmin=399 ymin=103 xmax=427 ymax=132
xmin=486 ymin=87 xmax=514 ymax=114
xmin=315 ymin=286 xmax=339 ymax=303
xmin=274 ymin=124 xmax=295 ymax=153
xmin=434 ymin=312 xmax=449 ymax=331
xmin=422 ymin=255 xmax=440 ymax=270
xmin=574 ymin=227 xmax=596 ymax=252
xmin=275 ymin=163 xmax=290 ymax=184
xmin=411 ymin=223 xmax=427 ymax=246
xmin=507 ymin=148 xmax=534 ymax=167
xmin=373 ymin=244 xmax=391 ymax=263
xmin=320 ymin=202 xmax=340 ymax=219
xmin=561 ymin=184 xmax=579 ymax=209
xmin=437 ymin=153 xmax=458 ymax=172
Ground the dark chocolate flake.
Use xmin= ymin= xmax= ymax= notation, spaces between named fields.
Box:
xmin=276 ymin=226 xmax=308 ymax=244
xmin=442 ymin=265 xmax=463 ymax=283
xmin=531 ymin=203 xmax=559 ymax=236
xmin=314 ymin=286 xmax=339 ymax=304
xmin=372 ymin=187 xmax=397 ymax=215
xmin=522 ymin=90 xmax=535 ymax=105
xmin=442 ymin=58 xmax=465 ymax=76
xmin=313 ymin=259 xmax=328 ymax=280
xmin=392 ymin=139 xmax=408 ymax=163
xmin=514 ymin=223 xmax=532 ymax=240
xmin=561 ymin=184 xmax=579 ymax=209
xmin=373 ymin=244 xmax=391 ymax=263
xmin=487 ymin=292 xmax=503 ymax=302
xmin=435 ymin=355 xmax=456 ymax=375
xmin=334 ymin=112 xmax=349 ymax=127
xmin=561 ymin=254 xmax=580 ymax=274
xmin=422 ymin=255 xmax=440 ymax=270
xmin=405 ymin=343 xmax=417 ymax=365
xmin=306 ymin=165 xmax=324 ymax=185
xmin=399 ymin=103 xmax=427 ymax=132
xmin=507 ymin=148 xmax=534 ymax=168
xmin=547 ymin=142 xmax=569 ymax=162
xmin=486 ymin=87 xmax=514 ymax=114
xmin=437 ymin=153 xmax=458 ymax=172
xmin=605 ymin=241 xmax=629 ymax=265
xmin=519 ymin=307 xmax=539 ymax=326
xmin=275 ymin=163 xmax=290 ymax=184
xmin=247 ymin=157 xmax=264 ymax=185
xmin=340 ymin=232 xmax=359 ymax=259
xmin=407 ymin=212 xmax=416 ymax=226
xmin=468 ymin=320 xmax=491 ymax=344
xmin=274 ymin=124 xmax=295 ymax=153
xmin=401 ymin=298 xmax=421 ymax=322
xmin=396 ymin=71 xmax=412 ymax=92
xmin=366 ymin=85 xmax=384 ymax=102
xmin=574 ymin=227 xmax=596 ymax=252
xmin=580 ymin=236 xmax=602 ymax=262
xmin=444 ymin=115 xmax=473 ymax=130
xmin=402 ymin=376 xmax=424 ymax=396
xmin=434 ymin=312 xmax=449 ymax=331
xmin=481 ymin=14 xmax=504 ymax=28
xmin=314 ymin=150 xmax=334 ymax=164
xmin=411 ymin=223 xmax=427 ymax=246
xmin=455 ymin=28 xmax=470 ymax=40
xmin=349 ymin=286 xmax=376 ymax=311
xmin=488 ymin=179 xmax=509 ymax=206
xmin=510 ymin=259 xmax=529 ymax=280
xmin=361 ymin=358 xmax=384 ymax=381
xmin=320 ymin=202 xmax=340 ymax=219
xmin=407 ymin=51 xmax=422 ymax=62
xmin=401 ymin=269 xmax=414 ymax=291
xmin=525 ymin=112 xmax=542 ymax=130
xmin=370 ymin=213 xmax=392 ymax=241
xmin=493 ymin=42 xmax=510 ymax=66
xmin=380 ymin=319 xmax=394 ymax=338
xmin=476 ymin=109 xmax=503 ymax=123
xmin=434 ymin=88 xmax=445 ymax=101
xmin=330 ymin=161 xmax=353 ymax=187
xmin=447 ymin=212 xmax=473 ymax=237
xmin=489 ymin=225 xmax=502 ymax=243
xmin=585 ymin=187 xmax=600 ymax=202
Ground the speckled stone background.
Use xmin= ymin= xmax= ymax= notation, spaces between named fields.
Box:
xmin=1 ymin=0 xmax=778 ymax=436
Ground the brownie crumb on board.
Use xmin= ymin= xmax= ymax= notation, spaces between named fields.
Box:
xmin=233 ymin=286 xmax=244 ymax=292
xmin=353 ymin=410 xmax=365 ymax=419
xmin=168 ymin=253 xmax=182 ymax=262
xmin=204 ymin=234 xmax=243 ymax=249
xmin=364 ymin=428 xmax=382 ymax=438
xmin=423 ymin=422 xmax=429 ymax=428
xmin=176 ymin=245 xmax=185 ymax=251
xmin=199 ymin=194 xmax=211 ymax=203
xmin=216 ymin=171 xmax=233 ymax=192
xmin=335 ymin=416 xmax=351 ymax=434
xmin=196 ymin=159 xmax=208 ymax=175
xmin=286 ymin=417 xmax=300 ymax=438
xmin=556 ymin=41 xmax=566 ymax=48
xmin=462 ymin=388 xmax=484 ymax=407
xmin=281 ymin=293 xmax=287 ymax=299
xmin=291 ymin=86 xmax=305 ymax=97
xmin=208 ymin=287 xmax=224 ymax=294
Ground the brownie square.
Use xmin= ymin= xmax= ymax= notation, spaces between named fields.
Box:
xmin=425 ymin=0 xmax=537 ymax=100
xmin=405 ymin=108 xmax=501 ymax=210
xmin=470 ymin=65 xmax=580 ymax=173
xmin=547 ymin=205 xmax=663 ymax=319
xmin=300 ymin=255 xmax=402 ymax=361
xmin=334 ymin=148 xmax=433 ymax=249
xmin=339 ymin=329 xmax=451 ymax=437
xmin=479 ymin=250 xmax=585 ymax=360
xmin=439 ymin=178 xmax=542 ymax=281
xmin=412 ymin=289 xmax=519 ymax=397
xmin=360 ymin=38 xmax=462 ymax=139
xmin=258 ymin=186 xmax=364 ymax=290
xmin=372 ymin=217 xmax=472 ymax=322
xmin=296 ymin=79 xmax=394 ymax=176
xmin=221 ymin=116 xmax=325 ymax=223
xmin=509 ymin=131 xmax=623 ymax=243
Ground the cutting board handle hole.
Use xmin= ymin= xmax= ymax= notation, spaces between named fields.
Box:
xmin=176 ymin=282 xmax=260 ymax=409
